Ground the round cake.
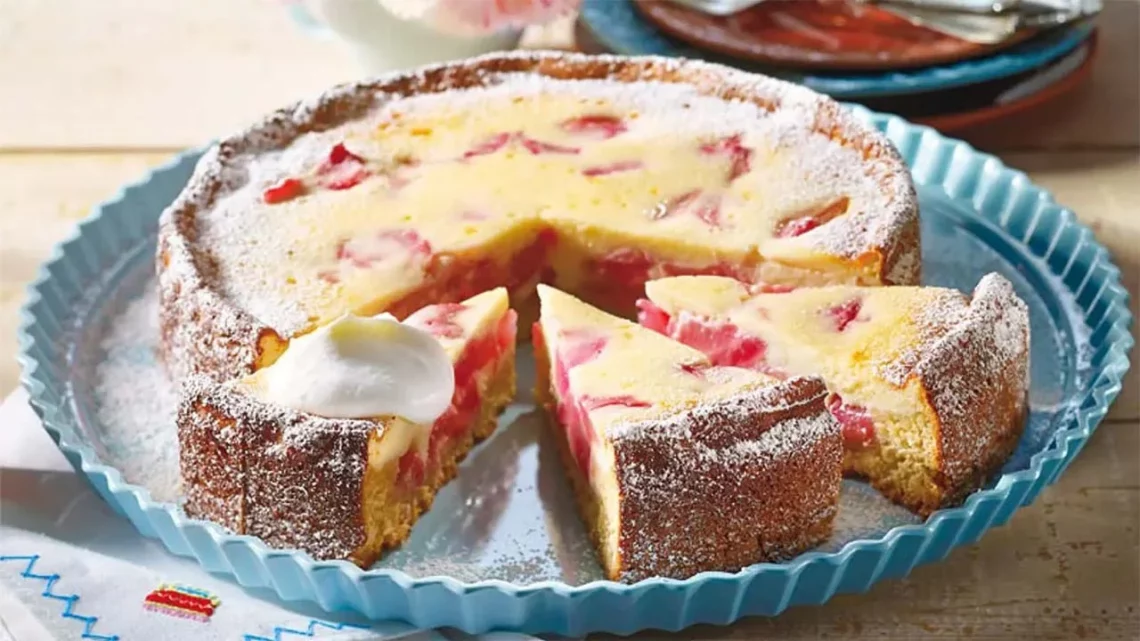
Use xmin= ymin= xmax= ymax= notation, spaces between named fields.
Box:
xmin=157 ymin=52 xmax=1027 ymax=583
xmin=156 ymin=51 xmax=920 ymax=386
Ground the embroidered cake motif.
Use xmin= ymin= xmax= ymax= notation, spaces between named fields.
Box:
xmin=142 ymin=583 xmax=220 ymax=622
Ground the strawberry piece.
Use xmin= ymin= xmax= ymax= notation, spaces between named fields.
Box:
xmin=559 ymin=330 xmax=609 ymax=371
xmin=317 ymin=143 xmax=370 ymax=191
xmin=649 ymin=190 xmax=724 ymax=229
xmin=262 ymin=177 xmax=305 ymax=204
xmin=327 ymin=142 xmax=364 ymax=165
xmin=336 ymin=229 xmax=433 ymax=269
xmin=776 ymin=216 xmax=821 ymax=238
xmin=580 ymin=395 xmax=651 ymax=411
xmin=559 ymin=114 xmax=628 ymax=140
xmin=397 ymin=450 xmax=426 ymax=487
xmin=534 ymin=323 xmax=599 ymax=478
xmin=409 ymin=302 xmax=467 ymax=339
xmin=678 ymin=362 xmax=709 ymax=378
xmin=825 ymin=298 xmax=863 ymax=332
xmin=520 ymin=136 xmax=580 ymax=156
xmin=774 ymin=196 xmax=851 ymax=238
xmin=463 ymin=132 xmax=513 ymax=159
xmin=581 ymin=160 xmax=643 ymax=177
xmin=827 ymin=394 xmax=876 ymax=449
xmin=699 ymin=133 xmax=752 ymax=182
xmin=750 ymin=282 xmax=797 ymax=294
xmin=460 ymin=210 xmax=491 ymax=221
xmin=592 ymin=248 xmax=654 ymax=289
xmin=670 ymin=315 xmax=768 ymax=370
xmin=635 ymin=299 xmax=671 ymax=334
xmin=316 ymin=269 xmax=340 ymax=284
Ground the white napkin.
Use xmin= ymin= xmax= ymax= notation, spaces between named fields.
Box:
xmin=0 ymin=527 xmax=424 ymax=641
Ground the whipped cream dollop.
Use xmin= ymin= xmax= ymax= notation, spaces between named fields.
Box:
xmin=251 ymin=313 xmax=455 ymax=422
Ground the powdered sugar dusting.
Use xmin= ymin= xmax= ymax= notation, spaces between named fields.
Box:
xmin=93 ymin=284 xmax=181 ymax=502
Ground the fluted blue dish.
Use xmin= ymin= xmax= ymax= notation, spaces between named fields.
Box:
xmin=579 ymin=0 xmax=1094 ymax=98
xmin=18 ymin=101 xmax=1132 ymax=636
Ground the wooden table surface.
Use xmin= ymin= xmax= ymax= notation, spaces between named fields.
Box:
xmin=0 ymin=1 xmax=1136 ymax=638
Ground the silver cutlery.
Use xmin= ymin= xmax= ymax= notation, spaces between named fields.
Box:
xmin=662 ymin=0 xmax=1100 ymax=44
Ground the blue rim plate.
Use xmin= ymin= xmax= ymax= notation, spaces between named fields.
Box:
xmin=17 ymin=105 xmax=1132 ymax=635
xmin=579 ymin=0 xmax=1094 ymax=98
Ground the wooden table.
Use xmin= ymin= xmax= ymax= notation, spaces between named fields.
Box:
xmin=0 ymin=1 xmax=1136 ymax=638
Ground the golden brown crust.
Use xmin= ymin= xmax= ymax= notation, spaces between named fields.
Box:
xmin=917 ymin=274 xmax=1030 ymax=515
xmin=177 ymin=350 xmax=516 ymax=565
xmin=534 ymin=335 xmax=842 ymax=581
xmin=157 ymin=51 xmax=919 ymax=386
xmin=611 ymin=378 xmax=843 ymax=581
xmin=178 ymin=375 xmax=374 ymax=560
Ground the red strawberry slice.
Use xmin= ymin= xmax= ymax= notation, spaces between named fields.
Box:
xmin=559 ymin=330 xmax=608 ymax=370
xmin=559 ymin=114 xmax=628 ymax=140
xmin=827 ymin=394 xmax=876 ymax=449
xmin=397 ymin=449 xmax=426 ymax=486
xmin=579 ymin=395 xmax=651 ymax=411
xmin=581 ymin=160 xmax=643 ymax=177
xmin=262 ymin=177 xmax=305 ymax=204
xmin=316 ymin=143 xmax=370 ymax=191
xmin=749 ymin=282 xmax=797 ymax=294
xmin=635 ymin=299 xmax=671 ymax=334
xmin=463 ymin=132 xmax=513 ymax=159
xmin=825 ymin=298 xmax=863 ymax=332
xmin=774 ymin=196 xmax=851 ymax=238
xmin=592 ymin=248 xmax=655 ymax=289
xmin=409 ymin=302 xmax=467 ymax=339
xmin=649 ymin=190 xmax=725 ymax=229
xmin=670 ymin=315 xmax=768 ymax=370
xmin=327 ymin=142 xmax=363 ymax=166
xmin=699 ymin=133 xmax=752 ymax=182
xmin=460 ymin=210 xmax=491 ymax=221
xmin=336 ymin=229 xmax=433 ymax=269
xmin=519 ymin=136 xmax=580 ymax=156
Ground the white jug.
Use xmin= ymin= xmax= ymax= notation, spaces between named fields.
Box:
xmin=288 ymin=0 xmax=522 ymax=75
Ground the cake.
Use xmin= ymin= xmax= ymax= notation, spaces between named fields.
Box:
xmin=156 ymin=51 xmax=919 ymax=386
xmin=532 ymin=284 xmax=842 ymax=581
xmin=177 ymin=288 xmax=517 ymax=566
xmin=636 ymin=273 xmax=1030 ymax=514
xmin=154 ymin=52 xmax=1027 ymax=579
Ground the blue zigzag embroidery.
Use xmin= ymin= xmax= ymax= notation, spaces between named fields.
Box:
xmin=0 ymin=555 xmax=119 ymax=641
xmin=243 ymin=619 xmax=371 ymax=641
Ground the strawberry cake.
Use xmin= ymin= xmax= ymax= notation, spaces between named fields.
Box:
xmin=177 ymin=288 xmax=516 ymax=566
xmin=157 ymin=51 xmax=919 ymax=386
xmin=153 ymin=52 xmax=1029 ymax=580
xmin=531 ymin=285 xmax=842 ymax=581
xmin=637 ymin=273 xmax=1030 ymax=514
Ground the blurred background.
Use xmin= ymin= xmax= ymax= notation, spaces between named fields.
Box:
xmin=0 ymin=0 xmax=1135 ymax=405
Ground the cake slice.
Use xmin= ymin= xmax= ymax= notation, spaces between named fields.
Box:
xmin=532 ymin=284 xmax=842 ymax=581
xmin=638 ymin=273 xmax=1030 ymax=515
xmin=177 ymin=288 xmax=516 ymax=567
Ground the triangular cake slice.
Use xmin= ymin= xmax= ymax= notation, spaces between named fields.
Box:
xmin=638 ymin=273 xmax=1029 ymax=515
xmin=532 ymin=284 xmax=841 ymax=581
xmin=178 ymin=288 xmax=517 ymax=567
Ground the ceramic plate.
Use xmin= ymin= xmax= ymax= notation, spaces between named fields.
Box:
xmin=579 ymin=0 xmax=1094 ymax=98
xmin=18 ymin=105 xmax=1132 ymax=635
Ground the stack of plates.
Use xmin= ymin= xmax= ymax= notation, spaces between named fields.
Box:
xmin=577 ymin=0 xmax=1099 ymax=131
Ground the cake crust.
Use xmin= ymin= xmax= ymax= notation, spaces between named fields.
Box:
xmin=178 ymin=346 xmax=516 ymax=566
xmin=909 ymin=273 xmax=1030 ymax=513
xmin=157 ymin=51 xmax=919 ymax=386
xmin=533 ymin=322 xmax=842 ymax=582
xmin=610 ymin=377 xmax=843 ymax=581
